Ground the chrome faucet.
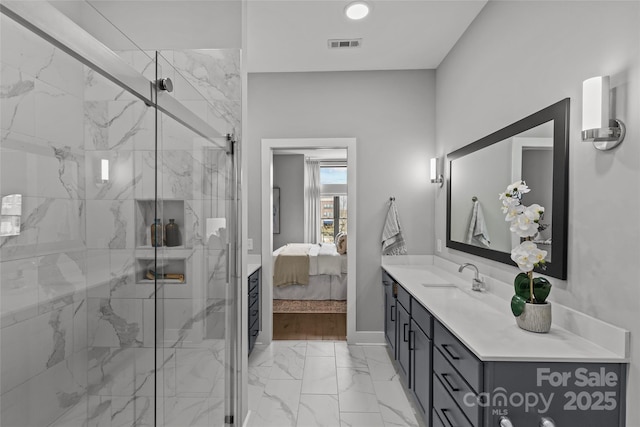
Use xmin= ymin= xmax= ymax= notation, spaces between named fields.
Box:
xmin=458 ymin=263 xmax=484 ymax=291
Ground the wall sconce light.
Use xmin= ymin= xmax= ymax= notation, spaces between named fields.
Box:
xmin=582 ymin=75 xmax=626 ymax=150
xmin=430 ymin=157 xmax=443 ymax=187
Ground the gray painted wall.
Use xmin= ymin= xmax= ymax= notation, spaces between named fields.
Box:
xmin=247 ymin=70 xmax=436 ymax=331
xmin=435 ymin=1 xmax=640 ymax=422
xmin=522 ymin=149 xmax=553 ymax=244
xmin=273 ymin=154 xmax=304 ymax=250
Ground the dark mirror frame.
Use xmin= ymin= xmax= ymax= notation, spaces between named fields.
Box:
xmin=446 ymin=98 xmax=570 ymax=279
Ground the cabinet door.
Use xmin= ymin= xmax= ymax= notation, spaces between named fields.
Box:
xmin=397 ymin=303 xmax=411 ymax=386
xmin=384 ymin=284 xmax=397 ymax=358
xmin=411 ymin=319 xmax=431 ymax=421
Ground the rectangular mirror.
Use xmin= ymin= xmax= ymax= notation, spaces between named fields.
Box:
xmin=446 ymin=98 xmax=569 ymax=279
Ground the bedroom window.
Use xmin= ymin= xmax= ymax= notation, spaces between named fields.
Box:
xmin=320 ymin=165 xmax=347 ymax=243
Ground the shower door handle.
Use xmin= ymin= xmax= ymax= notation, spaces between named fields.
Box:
xmin=157 ymin=77 xmax=173 ymax=92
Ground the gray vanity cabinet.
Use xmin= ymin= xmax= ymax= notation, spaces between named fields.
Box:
xmin=248 ymin=268 xmax=261 ymax=354
xmin=382 ymin=271 xmax=397 ymax=358
xmin=410 ymin=311 xmax=432 ymax=421
xmin=396 ymin=298 xmax=411 ymax=386
xmin=433 ymin=319 xmax=482 ymax=426
xmin=381 ymin=267 xmax=628 ymax=427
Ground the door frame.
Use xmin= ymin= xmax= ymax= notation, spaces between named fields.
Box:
xmin=260 ymin=137 xmax=357 ymax=344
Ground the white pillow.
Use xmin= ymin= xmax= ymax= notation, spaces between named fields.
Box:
xmin=336 ymin=233 xmax=347 ymax=254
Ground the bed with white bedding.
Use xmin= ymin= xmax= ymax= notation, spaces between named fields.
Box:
xmin=272 ymin=243 xmax=347 ymax=300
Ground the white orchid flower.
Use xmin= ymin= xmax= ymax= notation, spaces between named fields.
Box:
xmin=510 ymin=212 xmax=540 ymax=238
xmin=510 ymin=241 xmax=547 ymax=273
xmin=525 ymin=204 xmax=544 ymax=222
xmin=505 ymin=181 xmax=530 ymax=198
xmin=504 ymin=204 xmax=524 ymax=221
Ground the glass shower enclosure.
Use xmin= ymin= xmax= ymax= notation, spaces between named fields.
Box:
xmin=0 ymin=1 xmax=241 ymax=426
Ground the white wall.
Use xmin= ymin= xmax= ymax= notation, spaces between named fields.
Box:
xmin=248 ymin=70 xmax=436 ymax=331
xmin=273 ymin=154 xmax=304 ymax=250
xmin=435 ymin=1 xmax=640 ymax=423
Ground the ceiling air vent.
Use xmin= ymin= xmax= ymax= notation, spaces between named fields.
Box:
xmin=328 ymin=39 xmax=362 ymax=49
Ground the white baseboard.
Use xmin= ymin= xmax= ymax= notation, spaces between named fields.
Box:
xmin=349 ymin=331 xmax=385 ymax=345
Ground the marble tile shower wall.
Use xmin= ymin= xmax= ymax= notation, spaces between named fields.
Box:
xmin=1 ymin=12 xmax=241 ymax=426
xmin=1 ymin=15 xmax=90 ymax=427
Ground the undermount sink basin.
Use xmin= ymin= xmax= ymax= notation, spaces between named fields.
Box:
xmin=421 ymin=283 xmax=456 ymax=288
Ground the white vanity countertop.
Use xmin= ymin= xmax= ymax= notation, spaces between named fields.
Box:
xmin=382 ymin=262 xmax=628 ymax=363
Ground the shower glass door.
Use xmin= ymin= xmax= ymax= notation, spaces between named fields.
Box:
xmin=153 ymin=52 xmax=236 ymax=426
xmin=0 ymin=2 xmax=239 ymax=425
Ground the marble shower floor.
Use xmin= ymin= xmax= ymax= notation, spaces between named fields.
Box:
xmin=247 ymin=341 xmax=424 ymax=427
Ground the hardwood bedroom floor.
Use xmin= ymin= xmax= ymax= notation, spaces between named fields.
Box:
xmin=273 ymin=313 xmax=346 ymax=340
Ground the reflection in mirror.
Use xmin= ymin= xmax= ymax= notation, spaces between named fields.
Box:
xmin=446 ymin=99 xmax=569 ymax=279
xmin=1 ymin=194 xmax=22 ymax=236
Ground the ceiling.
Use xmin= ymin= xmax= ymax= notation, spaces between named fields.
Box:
xmin=246 ymin=0 xmax=488 ymax=73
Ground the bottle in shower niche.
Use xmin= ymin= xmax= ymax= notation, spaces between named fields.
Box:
xmin=165 ymin=219 xmax=180 ymax=247
xmin=150 ymin=219 xmax=164 ymax=247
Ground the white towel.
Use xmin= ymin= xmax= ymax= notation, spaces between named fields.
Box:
xmin=381 ymin=201 xmax=407 ymax=255
xmin=466 ymin=200 xmax=491 ymax=247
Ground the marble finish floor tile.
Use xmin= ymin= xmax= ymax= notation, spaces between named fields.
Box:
xmin=248 ymin=341 xmax=419 ymax=427
xmin=301 ymin=357 xmax=337 ymax=394
xmin=296 ymin=394 xmax=339 ymax=427
xmin=339 ymin=412 xmax=386 ymax=427
xmin=334 ymin=342 xmax=368 ymax=369
xmin=337 ymin=367 xmax=380 ymax=413
xmin=373 ymin=379 xmax=420 ymax=427
xmin=307 ymin=341 xmax=336 ymax=357
xmin=248 ymin=379 xmax=302 ymax=427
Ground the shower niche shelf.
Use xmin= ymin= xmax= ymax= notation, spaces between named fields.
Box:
xmin=135 ymin=199 xmax=186 ymax=248
xmin=136 ymin=257 xmax=187 ymax=284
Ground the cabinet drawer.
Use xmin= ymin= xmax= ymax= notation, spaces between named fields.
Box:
xmin=411 ymin=299 xmax=432 ymax=338
xmin=434 ymin=345 xmax=480 ymax=425
xmin=249 ymin=270 xmax=259 ymax=291
xmin=434 ymin=321 xmax=482 ymax=393
xmin=433 ymin=375 xmax=474 ymax=427
xmin=249 ymin=303 xmax=259 ymax=328
xmin=432 ymin=410 xmax=446 ymax=427
xmin=249 ymin=286 xmax=259 ymax=307
xmin=397 ymin=284 xmax=411 ymax=312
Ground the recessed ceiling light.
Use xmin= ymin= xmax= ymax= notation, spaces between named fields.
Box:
xmin=345 ymin=1 xmax=370 ymax=20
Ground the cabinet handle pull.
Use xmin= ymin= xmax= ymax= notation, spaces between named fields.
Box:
xmin=440 ymin=408 xmax=456 ymax=427
xmin=390 ymin=305 xmax=395 ymax=322
xmin=441 ymin=373 xmax=460 ymax=392
xmin=409 ymin=330 xmax=415 ymax=350
xmin=403 ymin=323 xmax=409 ymax=342
xmin=441 ymin=344 xmax=461 ymax=360
xmin=252 ymin=329 xmax=259 ymax=336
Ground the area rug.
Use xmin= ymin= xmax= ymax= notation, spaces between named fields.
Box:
xmin=273 ymin=299 xmax=347 ymax=314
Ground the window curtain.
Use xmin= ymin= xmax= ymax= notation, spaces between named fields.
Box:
xmin=304 ymin=159 xmax=321 ymax=244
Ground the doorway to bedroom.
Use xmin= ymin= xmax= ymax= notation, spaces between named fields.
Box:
xmin=273 ymin=158 xmax=348 ymax=339
xmin=260 ymin=138 xmax=357 ymax=345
